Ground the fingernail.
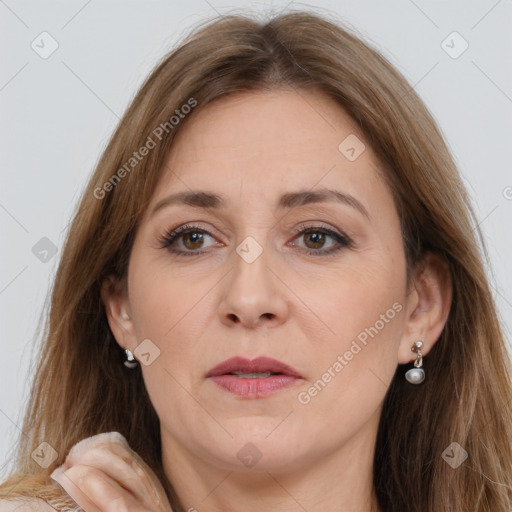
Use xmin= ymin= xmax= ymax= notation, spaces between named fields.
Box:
xmin=50 ymin=466 xmax=63 ymax=484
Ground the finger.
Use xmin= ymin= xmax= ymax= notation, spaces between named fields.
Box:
xmin=62 ymin=446 xmax=151 ymax=502
xmin=109 ymin=444 xmax=170 ymax=507
xmin=53 ymin=464 xmax=143 ymax=512
xmin=51 ymin=464 xmax=102 ymax=512
xmin=68 ymin=434 xmax=166 ymax=504
xmin=63 ymin=433 xmax=168 ymax=508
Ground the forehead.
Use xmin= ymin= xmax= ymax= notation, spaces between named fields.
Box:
xmin=149 ymin=88 xmax=387 ymax=213
xmin=168 ymin=88 xmax=365 ymax=163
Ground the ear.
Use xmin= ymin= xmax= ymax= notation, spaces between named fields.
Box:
xmin=398 ymin=252 xmax=452 ymax=364
xmin=100 ymin=275 xmax=137 ymax=352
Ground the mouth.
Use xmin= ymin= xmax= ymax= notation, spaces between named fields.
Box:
xmin=206 ymin=356 xmax=303 ymax=398
xmin=228 ymin=371 xmax=281 ymax=378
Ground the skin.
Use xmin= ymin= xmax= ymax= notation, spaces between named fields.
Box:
xmin=49 ymin=433 xmax=171 ymax=512
xmin=55 ymin=88 xmax=452 ymax=512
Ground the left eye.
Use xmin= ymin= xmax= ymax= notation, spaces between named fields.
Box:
xmin=288 ymin=225 xmax=351 ymax=255
xmin=292 ymin=227 xmax=345 ymax=251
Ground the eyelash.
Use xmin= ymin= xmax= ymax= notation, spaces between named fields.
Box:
xmin=157 ymin=223 xmax=352 ymax=258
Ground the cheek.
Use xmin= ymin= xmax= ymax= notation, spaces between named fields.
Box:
xmin=128 ymin=260 xmax=217 ymax=377
xmin=129 ymin=255 xmax=201 ymax=331
xmin=297 ymin=251 xmax=405 ymax=344
xmin=293 ymin=252 xmax=406 ymax=407
xmin=126 ymin=265 xmax=215 ymax=426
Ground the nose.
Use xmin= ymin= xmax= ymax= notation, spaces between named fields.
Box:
xmin=217 ymin=240 xmax=289 ymax=330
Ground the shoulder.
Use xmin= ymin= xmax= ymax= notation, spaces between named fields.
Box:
xmin=0 ymin=498 xmax=57 ymax=512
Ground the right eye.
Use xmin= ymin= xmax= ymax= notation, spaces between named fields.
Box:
xmin=158 ymin=223 xmax=220 ymax=256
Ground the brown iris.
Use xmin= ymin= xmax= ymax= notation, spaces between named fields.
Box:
xmin=303 ymin=231 xmax=326 ymax=249
xmin=182 ymin=232 xmax=205 ymax=250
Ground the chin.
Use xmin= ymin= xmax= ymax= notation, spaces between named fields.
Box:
xmin=209 ymin=431 xmax=301 ymax=471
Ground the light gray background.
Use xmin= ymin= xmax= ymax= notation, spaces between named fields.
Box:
xmin=1 ymin=0 xmax=511 ymax=478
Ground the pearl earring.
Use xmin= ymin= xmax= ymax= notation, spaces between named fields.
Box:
xmin=405 ymin=340 xmax=425 ymax=384
xmin=123 ymin=348 xmax=138 ymax=369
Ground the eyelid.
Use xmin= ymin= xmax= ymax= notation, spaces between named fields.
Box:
xmin=290 ymin=222 xmax=343 ymax=237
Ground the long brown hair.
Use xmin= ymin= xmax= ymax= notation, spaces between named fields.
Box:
xmin=1 ymin=9 xmax=511 ymax=512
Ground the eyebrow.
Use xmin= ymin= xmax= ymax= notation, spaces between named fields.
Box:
xmin=150 ymin=187 xmax=370 ymax=220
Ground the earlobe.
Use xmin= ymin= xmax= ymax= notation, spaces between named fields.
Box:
xmin=398 ymin=252 xmax=452 ymax=365
xmin=100 ymin=275 xmax=136 ymax=349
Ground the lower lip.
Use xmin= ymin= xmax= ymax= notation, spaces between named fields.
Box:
xmin=208 ymin=375 xmax=301 ymax=398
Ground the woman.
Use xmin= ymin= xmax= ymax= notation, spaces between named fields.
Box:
xmin=1 ymin=9 xmax=511 ymax=512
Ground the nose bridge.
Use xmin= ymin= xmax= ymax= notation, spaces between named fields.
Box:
xmin=217 ymin=231 xmax=288 ymax=328
xmin=229 ymin=232 xmax=272 ymax=300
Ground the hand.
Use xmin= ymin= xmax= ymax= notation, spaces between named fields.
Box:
xmin=50 ymin=432 xmax=173 ymax=512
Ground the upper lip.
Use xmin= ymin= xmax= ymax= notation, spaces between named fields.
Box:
xmin=206 ymin=356 xmax=303 ymax=378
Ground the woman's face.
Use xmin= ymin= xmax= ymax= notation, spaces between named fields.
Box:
xmin=106 ymin=88 xmax=419 ymax=475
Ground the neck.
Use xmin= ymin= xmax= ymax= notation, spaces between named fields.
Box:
xmin=161 ymin=409 xmax=381 ymax=512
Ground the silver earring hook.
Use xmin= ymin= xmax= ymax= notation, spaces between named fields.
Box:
xmin=405 ymin=340 xmax=425 ymax=384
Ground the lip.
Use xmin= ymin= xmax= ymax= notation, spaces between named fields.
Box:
xmin=206 ymin=356 xmax=303 ymax=378
xmin=206 ymin=356 xmax=303 ymax=399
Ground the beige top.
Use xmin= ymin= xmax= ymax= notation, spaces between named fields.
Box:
xmin=0 ymin=497 xmax=55 ymax=511
xmin=0 ymin=492 xmax=82 ymax=512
